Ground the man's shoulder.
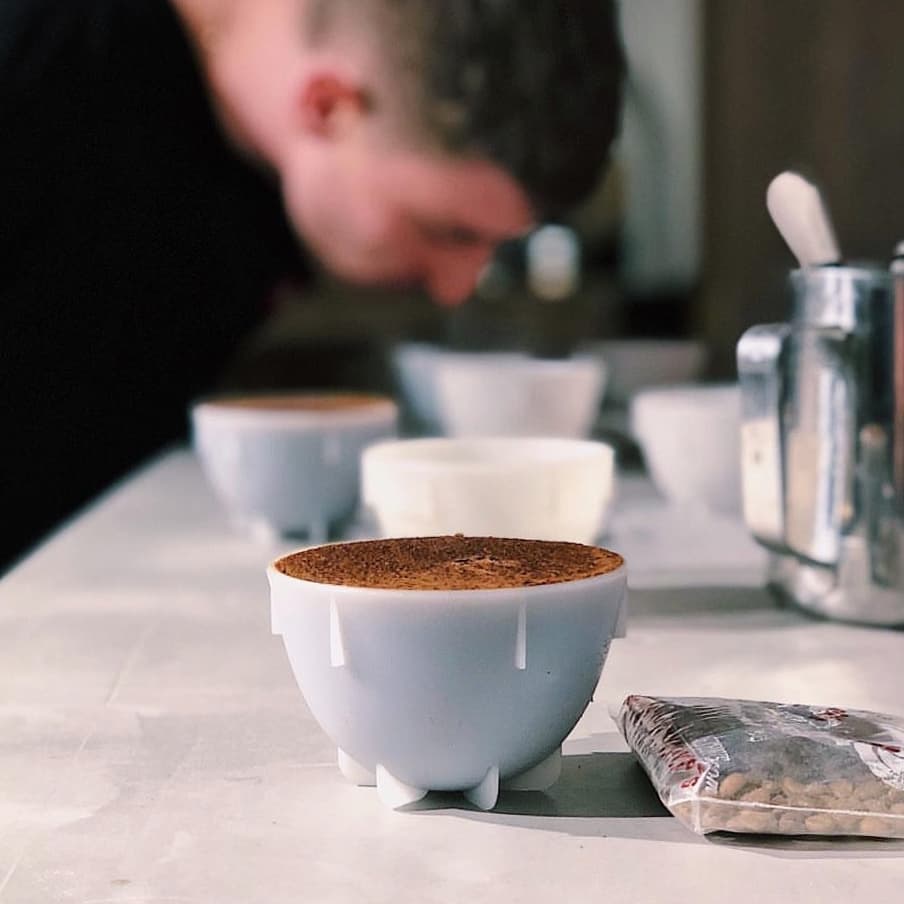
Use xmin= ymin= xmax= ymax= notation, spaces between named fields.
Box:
xmin=0 ymin=0 xmax=209 ymax=251
xmin=0 ymin=0 xmax=188 ymax=108
xmin=0 ymin=0 xmax=115 ymax=73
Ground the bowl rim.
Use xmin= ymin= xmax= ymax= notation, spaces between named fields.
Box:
xmin=582 ymin=337 xmax=708 ymax=353
xmin=631 ymin=381 xmax=739 ymax=405
xmin=361 ymin=437 xmax=614 ymax=474
xmin=267 ymin=551 xmax=627 ymax=601
xmin=435 ymin=354 xmax=606 ymax=379
xmin=191 ymin=392 xmax=398 ymax=429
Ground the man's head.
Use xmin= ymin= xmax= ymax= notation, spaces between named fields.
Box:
xmin=189 ymin=0 xmax=624 ymax=304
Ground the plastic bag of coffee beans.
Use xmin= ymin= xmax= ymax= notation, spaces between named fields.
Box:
xmin=617 ymin=695 xmax=904 ymax=837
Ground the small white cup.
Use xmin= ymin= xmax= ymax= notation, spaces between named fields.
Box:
xmin=391 ymin=344 xmax=525 ymax=433
xmin=630 ymin=383 xmax=742 ymax=514
xmin=192 ymin=393 xmax=398 ymax=541
xmin=269 ymin=542 xmax=627 ymax=810
xmin=435 ymin=354 xmax=607 ymax=438
xmin=362 ymin=437 xmax=615 ymax=543
xmin=390 ymin=343 xmax=444 ymax=432
xmin=580 ymin=339 xmax=707 ymax=404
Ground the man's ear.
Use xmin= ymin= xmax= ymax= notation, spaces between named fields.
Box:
xmin=299 ymin=73 xmax=369 ymax=138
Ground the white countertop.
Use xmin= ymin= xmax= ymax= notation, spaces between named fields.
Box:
xmin=2 ymin=449 xmax=903 ymax=903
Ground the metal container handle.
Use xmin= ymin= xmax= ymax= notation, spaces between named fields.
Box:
xmin=737 ymin=324 xmax=791 ymax=552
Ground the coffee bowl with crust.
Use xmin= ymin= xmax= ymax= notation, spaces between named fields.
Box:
xmin=268 ymin=535 xmax=627 ymax=810
xmin=192 ymin=392 xmax=398 ymax=541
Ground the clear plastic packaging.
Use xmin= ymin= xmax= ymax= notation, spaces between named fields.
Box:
xmin=617 ymin=695 xmax=904 ymax=837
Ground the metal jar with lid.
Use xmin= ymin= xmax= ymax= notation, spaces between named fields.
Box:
xmin=737 ymin=259 xmax=904 ymax=625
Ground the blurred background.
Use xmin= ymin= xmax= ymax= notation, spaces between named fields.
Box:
xmin=221 ymin=0 xmax=904 ymax=393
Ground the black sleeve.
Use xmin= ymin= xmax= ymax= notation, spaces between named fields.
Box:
xmin=0 ymin=0 xmax=306 ymax=570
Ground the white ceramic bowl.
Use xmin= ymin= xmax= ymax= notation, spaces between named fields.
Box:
xmin=630 ymin=383 xmax=742 ymax=514
xmin=390 ymin=344 xmax=525 ymax=433
xmin=580 ymin=339 xmax=707 ymax=404
xmin=269 ymin=542 xmax=627 ymax=810
xmin=390 ymin=343 xmax=444 ymax=432
xmin=192 ymin=393 xmax=398 ymax=540
xmin=362 ymin=437 xmax=615 ymax=542
xmin=435 ymin=354 xmax=607 ymax=438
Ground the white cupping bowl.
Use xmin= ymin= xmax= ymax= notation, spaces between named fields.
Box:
xmin=269 ymin=544 xmax=627 ymax=810
xmin=435 ymin=354 xmax=607 ymax=438
xmin=630 ymin=383 xmax=742 ymax=514
xmin=579 ymin=339 xmax=708 ymax=405
xmin=361 ymin=437 xmax=615 ymax=542
xmin=192 ymin=394 xmax=398 ymax=540
xmin=391 ymin=344 xmax=525 ymax=433
xmin=389 ymin=342 xmax=444 ymax=432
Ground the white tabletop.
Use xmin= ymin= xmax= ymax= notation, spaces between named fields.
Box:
xmin=2 ymin=449 xmax=903 ymax=903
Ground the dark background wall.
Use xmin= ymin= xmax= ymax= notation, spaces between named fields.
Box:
xmin=700 ymin=0 xmax=904 ymax=374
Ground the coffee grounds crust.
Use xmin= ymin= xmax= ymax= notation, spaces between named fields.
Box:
xmin=275 ymin=536 xmax=623 ymax=591
xmin=209 ymin=392 xmax=390 ymax=412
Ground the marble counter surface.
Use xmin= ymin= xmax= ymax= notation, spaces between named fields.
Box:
xmin=1 ymin=450 xmax=902 ymax=903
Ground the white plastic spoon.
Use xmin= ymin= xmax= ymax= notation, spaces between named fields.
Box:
xmin=766 ymin=171 xmax=841 ymax=267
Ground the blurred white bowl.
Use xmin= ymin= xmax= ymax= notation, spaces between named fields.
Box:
xmin=581 ymin=339 xmax=707 ymax=404
xmin=192 ymin=393 xmax=398 ymax=541
xmin=435 ymin=354 xmax=606 ymax=438
xmin=390 ymin=344 xmax=524 ymax=433
xmin=630 ymin=383 xmax=742 ymax=514
xmin=390 ymin=343 xmax=443 ymax=432
xmin=362 ymin=437 xmax=615 ymax=542
xmin=269 ymin=539 xmax=627 ymax=810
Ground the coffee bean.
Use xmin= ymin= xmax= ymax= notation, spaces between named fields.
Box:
xmin=728 ymin=809 xmax=773 ymax=833
xmin=718 ymin=772 xmax=749 ymax=800
xmin=777 ymin=812 xmax=804 ymax=834
xmin=805 ymin=813 xmax=836 ymax=833
xmin=860 ymin=816 xmax=891 ymax=836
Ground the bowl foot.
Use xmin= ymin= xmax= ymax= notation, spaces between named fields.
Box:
xmin=464 ymin=766 xmax=499 ymax=811
xmin=338 ymin=748 xmax=562 ymax=811
xmin=375 ymin=764 xmax=428 ymax=809
xmin=338 ymin=748 xmax=375 ymax=786
xmin=502 ymin=748 xmax=562 ymax=792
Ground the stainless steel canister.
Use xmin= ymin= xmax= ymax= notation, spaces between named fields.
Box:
xmin=737 ymin=264 xmax=904 ymax=625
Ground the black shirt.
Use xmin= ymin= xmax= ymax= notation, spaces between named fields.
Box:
xmin=1 ymin=0 xmax=304 ymax=569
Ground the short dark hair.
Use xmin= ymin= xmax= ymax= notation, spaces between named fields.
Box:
xmin=308 ymin=1 xmax=625 ymax=217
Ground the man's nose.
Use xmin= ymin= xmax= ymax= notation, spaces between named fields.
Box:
xmin=426 ymin=250 xmax=494 ymax=306
xmin=429 ymin=276 xmax=475 ymax=306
